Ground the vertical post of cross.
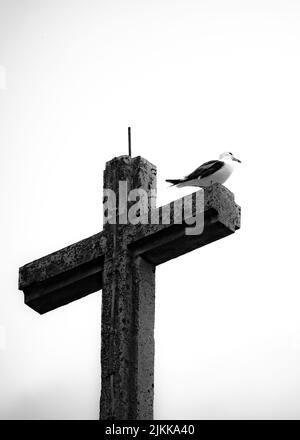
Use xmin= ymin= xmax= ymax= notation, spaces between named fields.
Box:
xmin=100 ymin=155 xmax=157 ymax=420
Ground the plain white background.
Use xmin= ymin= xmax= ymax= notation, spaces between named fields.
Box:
xmin=1 ymin=0 xmax=300 ymax=419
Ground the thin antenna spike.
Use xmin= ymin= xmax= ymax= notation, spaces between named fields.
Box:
xmin=128 ymin=126 xmax=131 ymax=157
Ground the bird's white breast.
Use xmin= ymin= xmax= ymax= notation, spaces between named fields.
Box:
xmin=211 ymin=161 xmax=234 ymax=184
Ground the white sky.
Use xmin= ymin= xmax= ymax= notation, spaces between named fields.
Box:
xmin=1 ymin=0 xmax=300 ymax=419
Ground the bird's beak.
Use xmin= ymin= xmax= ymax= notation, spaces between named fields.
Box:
xmin=233 ymin=157 xmax=241 ymax=163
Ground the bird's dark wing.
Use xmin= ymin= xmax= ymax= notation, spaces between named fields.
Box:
xmin=185 ymin=160 xmax=224 ymax=180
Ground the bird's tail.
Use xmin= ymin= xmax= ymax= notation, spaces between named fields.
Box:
xmin=165 ymin=179 xmax=183 ymax=186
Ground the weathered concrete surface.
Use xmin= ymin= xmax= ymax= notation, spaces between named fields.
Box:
xmin=101 ymin=252 xmax=155 ymax=420
xmin=100 ymin=156 xmax=156 ymax=420
xmin=19 ymin=232 xmax=105 ymax=289
xmin=133 ymin=257 xmax=155 ymax=419
xmin=18 ymin=232 xmax=105 ymax=314
xmin=131 ymin=183 xmax=240 ymax=265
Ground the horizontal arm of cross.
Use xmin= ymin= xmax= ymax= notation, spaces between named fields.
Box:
xmin=19 ymin=183 xmax=240 ymax=314
xmin=19 ymin=232 xmax=106 ymax=314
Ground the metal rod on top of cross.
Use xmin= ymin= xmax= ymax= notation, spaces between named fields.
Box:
xmin=128 ymin=126 xmax=131 ymax=157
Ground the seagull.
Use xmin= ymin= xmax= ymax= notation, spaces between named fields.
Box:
xmin=166 ymin=152 xmax=241 ymax=188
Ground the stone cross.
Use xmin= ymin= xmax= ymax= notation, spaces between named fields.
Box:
xmin=18 ymin=155 xmax=240 ymax=420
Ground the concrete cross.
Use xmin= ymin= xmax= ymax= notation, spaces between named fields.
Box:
xmin=18 ymin=155 xmax=240 ymax=420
